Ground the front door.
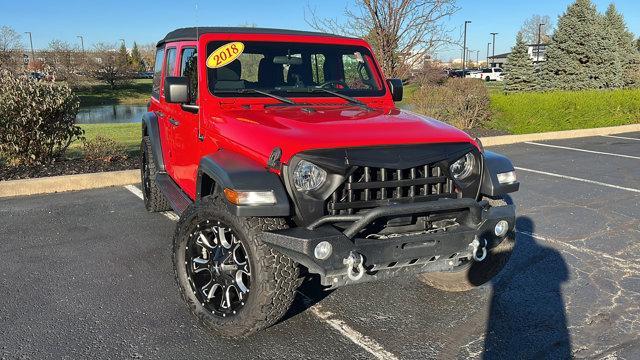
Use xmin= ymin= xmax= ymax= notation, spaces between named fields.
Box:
xmin=169 ymin=45 xmax=201 ymax=198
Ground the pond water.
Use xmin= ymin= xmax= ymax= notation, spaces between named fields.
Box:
xmin=76 ymin=104 xmax=147 ymax=124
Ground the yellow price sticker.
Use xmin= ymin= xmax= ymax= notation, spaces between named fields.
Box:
xmin=206 ymin=42 xmax=245 ymax=69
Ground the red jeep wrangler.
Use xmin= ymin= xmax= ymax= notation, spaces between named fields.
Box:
xmin=142 ymin=27 xmax=519 ymax=337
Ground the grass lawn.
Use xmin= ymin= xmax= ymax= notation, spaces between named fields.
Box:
xmin=74 ymin=79 xmax=152 ymax=106
xmin=489 ymin=88 xmax=640 ymax=134
xmin=69 ymin=123 xmax=141 ymax=157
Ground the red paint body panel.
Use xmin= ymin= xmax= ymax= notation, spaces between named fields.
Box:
xmin=151 ymin=32 xmax=476 ymax=199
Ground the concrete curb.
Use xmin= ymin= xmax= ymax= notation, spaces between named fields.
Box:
xmin=0 ymin=170 xmax=140 ymax=198
xmin=479 ymin=124 xmax=640 ymax=147
xmin=1 ymin=124 xmax=638 ymax=198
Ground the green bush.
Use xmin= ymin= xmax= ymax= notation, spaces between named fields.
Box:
xmin=82 ymin=135 xmax=125 ymax=162
xmin=0 ymin=71 xmax=84 ymax=164
xmin=489 ymin=88 xmax=640 ymax=134
xmin=411 ymin=78 xmax=491 ymax=129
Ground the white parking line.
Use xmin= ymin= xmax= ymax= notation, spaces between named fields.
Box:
xmin=515 ymin=167 xmax=640 ymax=193
xmin=123 ymin=185 xmax=399 ymax=359
xmin=124 ymin=185 xmax=179 ymax=220
xmin=601 ymin=134 xmax=640 ymax=142
xmin=306 ymin=300 xmax=400 ymax=360
xmin=524 ymin=141 xmax=640 ymax=160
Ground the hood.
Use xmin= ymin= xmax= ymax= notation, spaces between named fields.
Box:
xmin=210 ymin=104 xmax=476 ymax=164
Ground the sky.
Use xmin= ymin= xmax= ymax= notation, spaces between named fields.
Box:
xmin=2 ymin=0 xmax=639 ymax=61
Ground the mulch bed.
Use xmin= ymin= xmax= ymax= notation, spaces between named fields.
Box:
xmin=0 ymin=157 xmax=139 ymax=181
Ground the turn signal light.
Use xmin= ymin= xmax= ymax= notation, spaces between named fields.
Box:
xmin=224 ymin=188 xmax=276 ymax=206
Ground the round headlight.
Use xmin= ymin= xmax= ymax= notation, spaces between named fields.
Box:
xmin=293 ymin=160 xmax=327 ymax=191
xmin=450 ymin=153 xmax=475 ymax=180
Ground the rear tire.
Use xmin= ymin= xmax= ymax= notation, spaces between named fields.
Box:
xmin=140 ymin=136 xmax=170 ymax=212
xmin=485 ymin=76 xmax=491 ymax=82
xmin=172 ymin=195 xmax=300 ymax=338
xmin=418 ymin=198 xmax=514 ymax=292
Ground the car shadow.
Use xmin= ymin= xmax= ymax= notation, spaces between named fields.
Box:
xmin=281 ymin=272 xmax=333 ymax=322
xmin=482 ymin=216 xmax=572 ymax=359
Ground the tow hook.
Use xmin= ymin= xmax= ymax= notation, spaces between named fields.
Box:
xmin=470 ymin=237 xmax=487 ymax=262
xmin=343 ymin=252 xmax=365 ymax=281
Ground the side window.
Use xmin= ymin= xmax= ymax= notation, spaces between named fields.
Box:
xmin=180 ymin=47 xmax=198 ymax=104
xmin=238 ymin=53 xmax=264 ymax=84
xmin=311 ymin=54 xmax=325 ymax=84
xmin=161 ymin=48 xmax=176 ymax=98
xmin=151 ymin=48 xmax=164 ymax=99
xmin=342 ymin=52 xmax=374 ymax=90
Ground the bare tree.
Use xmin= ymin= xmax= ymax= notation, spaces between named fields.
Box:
xmin=306 ymin=0 xmax=460 ymax=80
xmin=90 ymin=42 xmax=132 ymax=89
xmin=138 ymin=43 xmax=157 ymax=71
xmin=0 ymin=26 xmax=23 ymax=72
xmin=520 ymin=15 xmax=553 ymax=45
xmin=44 ymin=39 xmax=80 ymax=83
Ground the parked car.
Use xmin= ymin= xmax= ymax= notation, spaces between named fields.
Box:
xmin=449 ymin=69 xmax=478 ymax=78
xmin=463 ymin=69 xmax=482 ymax=79
xmin=478 ymin=67 xmax=504 ymax=81
xmin=136 ymin=71 xmax=154 ymax=79
xmin=142 ymin=27 xmax=519 ymax=337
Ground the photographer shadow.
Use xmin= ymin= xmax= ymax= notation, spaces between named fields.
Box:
xmin=483 ymin=216 xmax=572 ymax=359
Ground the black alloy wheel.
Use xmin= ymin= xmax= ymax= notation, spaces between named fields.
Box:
xmin=185 ymin=220 xmax=251 ymax=317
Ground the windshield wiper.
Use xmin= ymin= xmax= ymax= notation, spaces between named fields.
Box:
xmin=284 ymin=87 xmax=372 ymax=110
xmin=216 ymin=88 xmax=297 ymax=105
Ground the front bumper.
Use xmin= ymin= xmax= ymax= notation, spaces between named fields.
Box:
xmin=262 ymin=198 xmax=515 ymax=288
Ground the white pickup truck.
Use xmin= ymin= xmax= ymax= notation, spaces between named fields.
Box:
xmin=466 ymin=67 xmax=503 ymax=81
xmin=478 ymin=68 xmax=503 ymax=81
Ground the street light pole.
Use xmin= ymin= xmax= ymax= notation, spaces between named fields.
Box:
xmin=490 ymin=32 xmax=498 ymax=59
xmin=77 ymin=35 xmax=84 ymax=53
xmin=486 ymin=42 xmax=491 ymax=67
xmin=24 ymin=31 xmax=35 ymax=62
xmin=537 ymin=23 xmax=545 ymax=63
xmin=476 ymin=50 xmax=479 ymax=68
xmin=462 ymin=21 xmax=471 ymax=75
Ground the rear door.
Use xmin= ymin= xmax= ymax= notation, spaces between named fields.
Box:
xmin=149 ymin=46 xmax=174 ymax=174
xmin=160 ymin=47 xmax=179 ymax=177
xmin=170 ymin=44 xmax=201 ymax=198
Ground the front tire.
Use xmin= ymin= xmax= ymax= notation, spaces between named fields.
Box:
xmin=140 ymin=136 xmax=170 ymax=212
xmin=418 ymin=198 xmax=515 ymax=292
xmin=172 ymin=195 xmax=300 ymax=337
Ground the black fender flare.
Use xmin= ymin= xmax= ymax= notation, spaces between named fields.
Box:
xmin=196 ymin=150 xmax=291 ymax=217
xmin=480 ymin=151 xmax=520 ymax=198
xmin=141 ymin=111 xmax=165 ymax=172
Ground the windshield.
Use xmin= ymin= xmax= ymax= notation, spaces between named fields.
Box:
xmin=206 ymin=41 xmax=385 ymax=98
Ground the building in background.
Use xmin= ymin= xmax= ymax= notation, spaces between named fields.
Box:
xmin=489 ymin=43 xmax=548 ymax=68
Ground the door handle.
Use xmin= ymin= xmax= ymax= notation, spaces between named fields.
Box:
xmin=156 ymin=111 xmax=165 ymax=118
xmin=169 ymin=118 xmax=180 ymax=126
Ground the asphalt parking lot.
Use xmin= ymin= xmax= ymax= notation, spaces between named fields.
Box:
xmin=1 ymin=134 xmax=639 ymax=359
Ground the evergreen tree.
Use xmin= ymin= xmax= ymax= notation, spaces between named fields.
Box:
xmin=130 ymin=42 xmax=144 ymax=72
xmin=117 ymin=42 xmax=130 ymax=68
xmin=504 ymin=32 xmax=536 ymax=92
xmin=542 ymin=0 xmax=608 ymax=90
xmin=604 ymin=4 xmax=640 ymax=87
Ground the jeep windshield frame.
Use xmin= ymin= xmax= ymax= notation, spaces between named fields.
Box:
xmin=205 ymin=41 xmax=386 ymax=99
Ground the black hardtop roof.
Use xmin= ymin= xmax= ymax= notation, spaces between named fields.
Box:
xmin=157 ymin=27 xmax=351 ymax=47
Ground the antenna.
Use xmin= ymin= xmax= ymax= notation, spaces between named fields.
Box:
xmin=195 ymin=2 xmax=199 ymax=41
xmin=195 ymin=1 xmax=204 ymax=141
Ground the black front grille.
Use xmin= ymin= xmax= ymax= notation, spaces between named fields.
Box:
xmin=327 ymin=165 xmax=456 ymax=215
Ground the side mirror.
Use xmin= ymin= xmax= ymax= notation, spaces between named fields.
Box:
xmin=164 ymin=76 xmax=190 ymax=103
xmin=387 ymin=79 xmax=403 ymax=102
